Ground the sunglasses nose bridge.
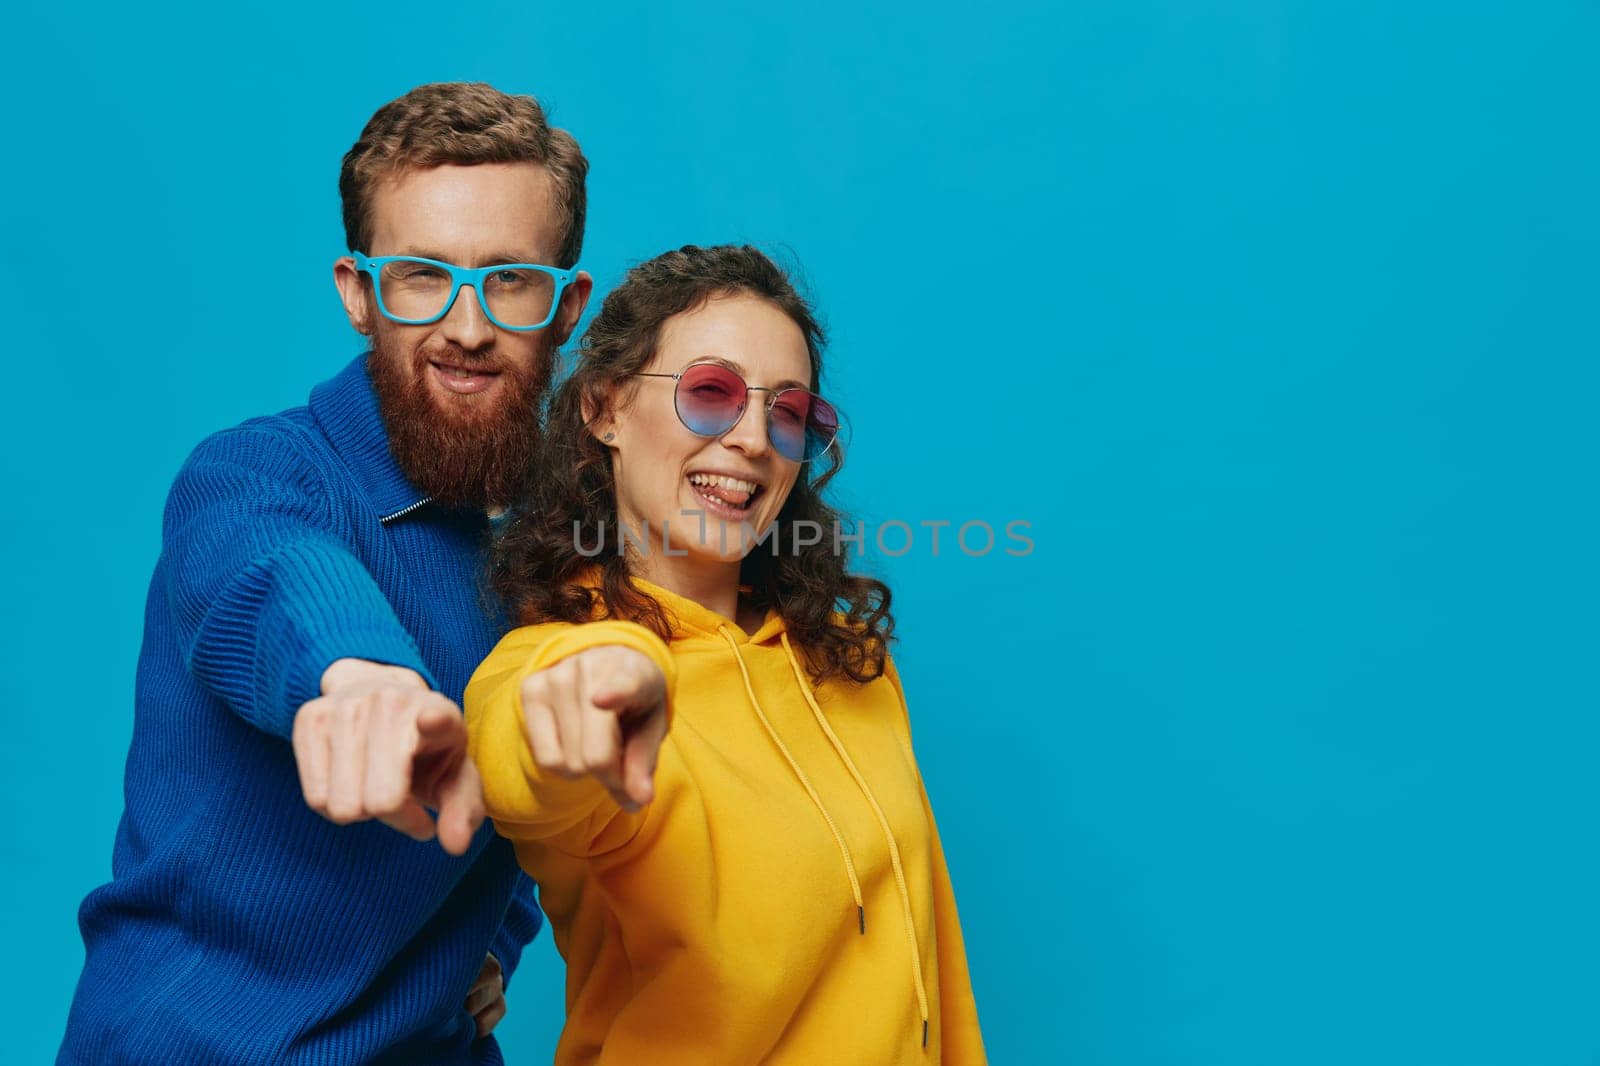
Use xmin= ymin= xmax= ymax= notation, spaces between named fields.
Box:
xmin=713 ymin=387 xmax=772 ymax=454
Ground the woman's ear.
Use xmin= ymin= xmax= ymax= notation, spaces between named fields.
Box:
xmin=581 ymin=386 xmax=618 ymax=447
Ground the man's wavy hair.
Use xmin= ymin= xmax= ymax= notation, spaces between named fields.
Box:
xmin=490 ymin=244 xmax=893 ymax=686
xmin=340 ymin=81 xmax=587 ymax=268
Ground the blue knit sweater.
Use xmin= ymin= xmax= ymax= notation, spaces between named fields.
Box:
xmin=60 ymin=354 xmax=544 ymax=1065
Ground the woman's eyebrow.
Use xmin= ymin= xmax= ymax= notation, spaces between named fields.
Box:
xmin=697 ymin=355 xmax=746 ymax=375
xmin=694 ymin=355 xmax=807 ymax=391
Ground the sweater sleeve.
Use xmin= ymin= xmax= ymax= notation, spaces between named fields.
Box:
xmin=488 ymin=871 xmax=544 ymax=990
xmin=162 ymin=427 xmax=436 ymax=740
xmin=465 ymin=619 xmax=678 ymax=858
xmin=883 ymin=656 xmax=989 ymax=1064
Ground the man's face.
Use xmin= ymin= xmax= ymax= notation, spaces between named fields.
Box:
xmin=333 ymin=161 xmax=591 ymax=509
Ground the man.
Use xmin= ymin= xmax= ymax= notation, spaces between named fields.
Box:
xmin=60 ymin=82 xmax=593 ymax=1064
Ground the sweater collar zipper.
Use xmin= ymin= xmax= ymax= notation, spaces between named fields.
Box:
xmin=379 ymin=496 xmax=433 ymax=524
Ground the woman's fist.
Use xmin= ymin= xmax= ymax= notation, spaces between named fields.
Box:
xmin=518 ymin=646 xmax=669 ymax=812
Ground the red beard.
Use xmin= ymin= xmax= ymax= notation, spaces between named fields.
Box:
xmin=366 ymin=336 xmax=551 ymax=511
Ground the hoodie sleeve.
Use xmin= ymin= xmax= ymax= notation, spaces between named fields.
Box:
xmin=465 ymin=619 xmax=678 ymax=858
xmin=883 ymin=655 xmax=989 ymax=1064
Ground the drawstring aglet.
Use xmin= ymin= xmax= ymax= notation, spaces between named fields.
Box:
xmin=858 ymin=905 xmax=866 ymax=934
xmin=922 ymin=1019 xmax=929 ymax=1047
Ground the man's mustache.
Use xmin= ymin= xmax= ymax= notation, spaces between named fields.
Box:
xmin=415 ymin=343 xmax=506 ymax=374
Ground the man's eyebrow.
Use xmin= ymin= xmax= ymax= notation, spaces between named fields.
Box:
xmin=481 ymin=251 xmax=551 ymax=266
xmin=698 ymin=355 xmax=808 ymax=392
xmin=396 ymin=248 xmax=547 ymax=266
xmin=394 ymin=248 xmax=454 ymax=263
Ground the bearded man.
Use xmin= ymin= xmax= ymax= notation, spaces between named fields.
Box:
xmin=59 ymin=82 xmax=593 ymax=1065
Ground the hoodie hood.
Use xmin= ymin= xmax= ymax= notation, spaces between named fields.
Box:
xmin=578 ymin=565 xmax=790 ymax=645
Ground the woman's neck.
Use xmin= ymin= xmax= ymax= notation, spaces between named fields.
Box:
xmin=630 ymin=550 xmax=761 ymax=635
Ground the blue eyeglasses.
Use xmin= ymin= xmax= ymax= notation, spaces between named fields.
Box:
xmin=351 ymin=252 xmax=576 ymax=332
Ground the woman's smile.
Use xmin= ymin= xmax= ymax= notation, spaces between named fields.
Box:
xmin=685 ymin=470 xmax=767 ymax=522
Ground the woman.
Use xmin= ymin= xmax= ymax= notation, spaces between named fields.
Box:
xmin=465 ymin=245 xmax=985 ymax=1064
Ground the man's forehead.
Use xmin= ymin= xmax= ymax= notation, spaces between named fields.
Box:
xmin=366 ymin=161 xmax=562 ymax=262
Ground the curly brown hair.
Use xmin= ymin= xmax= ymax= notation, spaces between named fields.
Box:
xmin=490 ymin=244 xmax=894 ymax=685
xmin=339 ymin=82 xmax=587 ymax=268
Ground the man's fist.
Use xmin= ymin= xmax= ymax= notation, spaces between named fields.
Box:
xmin=291 ymin=658 xmax=486 ymax=854
xmin=519 ymin=645 xmax=669 ymax=812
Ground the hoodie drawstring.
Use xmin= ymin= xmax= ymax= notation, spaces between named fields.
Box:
xmin=779 ymin=632 xmax=931 ymax=1049
xmin=717 ymin=626 xmax=867 ymax=933
xmin=715 ymin=624 xmax=931 ymax=1049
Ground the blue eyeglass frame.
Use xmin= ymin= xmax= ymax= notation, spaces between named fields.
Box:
xmin=350 ymin=251 xmax=576 ymax=332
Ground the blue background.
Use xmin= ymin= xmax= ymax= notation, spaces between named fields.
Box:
xmin=4 ymin=2 xmax=1597 ymax=1063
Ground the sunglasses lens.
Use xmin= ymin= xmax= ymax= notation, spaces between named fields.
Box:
xmin=675 ymin=363 xmax=746 ymax=436
xmin=672 ymin=363 xmax=839 ymax=462
xmin=770 ymin=389 xmax=840 ymax=462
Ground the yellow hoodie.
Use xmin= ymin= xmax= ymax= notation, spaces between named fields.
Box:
xmin=464 ymin=575 xmax=986 ymax=1065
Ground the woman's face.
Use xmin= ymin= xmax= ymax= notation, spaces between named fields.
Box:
xmin=602 ymin=293 xmax=812 ymax=566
